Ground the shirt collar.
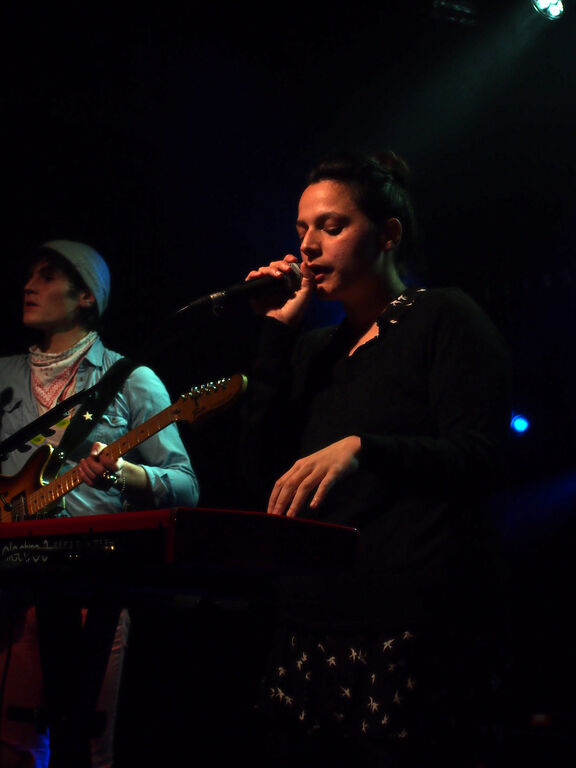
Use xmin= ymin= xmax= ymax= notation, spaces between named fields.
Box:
xmin=83 ymin=336 xmax=105 ymax=367
xmin=331 ymin=287 xmax=426 ymax=338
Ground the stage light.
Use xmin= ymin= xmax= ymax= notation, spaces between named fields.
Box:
xmin=532 ymin=0 xmax=564 ymax=20
xmin=511 ymin=414 xmax=530 ymax=433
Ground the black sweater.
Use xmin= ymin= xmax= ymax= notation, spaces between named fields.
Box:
xmin=243 ymin=287 xmax=511 ymax=628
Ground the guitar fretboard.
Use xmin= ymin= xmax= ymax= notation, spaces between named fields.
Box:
xmin=27 ymin=404 xmax=182 ymax=516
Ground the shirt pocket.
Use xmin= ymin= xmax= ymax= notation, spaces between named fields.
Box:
xmin=89 ymin=409 xmax=129 ymax=445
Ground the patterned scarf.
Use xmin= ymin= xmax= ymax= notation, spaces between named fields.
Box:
xmin=29 ymin=331 xmax=98 ymax=413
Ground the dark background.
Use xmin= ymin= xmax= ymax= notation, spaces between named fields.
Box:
xmin=1 ymin=1 xmax=575 ymax=761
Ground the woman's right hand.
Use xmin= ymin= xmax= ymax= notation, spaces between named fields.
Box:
xmin=245 ymin=253 xmax=315 ymax=326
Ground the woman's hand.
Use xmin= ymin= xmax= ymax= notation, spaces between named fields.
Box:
xmin=245 ymin=254 xmax=315 ymax=326
xmin=267 ymin=436 xmax=362 ymax=517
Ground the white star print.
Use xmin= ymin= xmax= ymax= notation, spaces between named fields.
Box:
xmin=361 ymin=720 xmax=368 ymax=734
xmin=382 ymin=639 xmax=395 ymax=652
xmin=82 ymin=411 xmax=93 ymax=421
xmin=296 ymin=652 xmax=308 ymax=670
xmin=340 ymin=687 xmax=351 ymax=699
xmin=277 ymin=666 xmax=286 ymax=677
xmin=381 ymin=714 xmax=389 ymax=725
xmin=349 ymin=648 xmax=367 ymax=664
xmin=403 ymin=631 xmax=414 ymax=640
xmin=326 ymin=656 xmax=337 ymax=667
xmin=368 ymin=697 xmax=379 ymax=713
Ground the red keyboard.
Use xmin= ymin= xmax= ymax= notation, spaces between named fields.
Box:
xmin=0 ymin=506 xmax=359 ymax=573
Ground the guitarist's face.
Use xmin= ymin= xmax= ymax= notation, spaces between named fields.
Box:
xmin=23 ymin=261 xmax=94 ymax=333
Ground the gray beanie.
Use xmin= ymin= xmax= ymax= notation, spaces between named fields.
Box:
xmin=41 ymin=239 xmax=111 ymax=316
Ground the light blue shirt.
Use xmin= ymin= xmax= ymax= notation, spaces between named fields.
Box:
xmin=0 ymin=338 xmax=199 ymax=516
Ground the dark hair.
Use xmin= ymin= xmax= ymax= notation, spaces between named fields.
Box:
xmin=307 ymin=150 xmax=417 ymax=273
xmin=31 ymin=248 xmax=100 ymax=331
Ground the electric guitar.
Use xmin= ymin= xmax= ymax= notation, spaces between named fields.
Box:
xmin=0 ymin=373 xmax=247 ymax=523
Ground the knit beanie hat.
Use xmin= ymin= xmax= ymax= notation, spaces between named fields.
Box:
xmin=41 ymin=240 xmax=111 ymax=316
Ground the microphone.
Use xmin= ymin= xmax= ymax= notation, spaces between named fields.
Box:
xmin=176 ymin=263 xmax=302 ymax=315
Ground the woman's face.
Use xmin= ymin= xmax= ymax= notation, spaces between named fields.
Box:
xmin=23 ymin=260 xmax=91 ymax=333
xmin=296 ymin=180 xmax=382 ymax=303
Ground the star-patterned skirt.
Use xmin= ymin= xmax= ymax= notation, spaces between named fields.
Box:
xmin=256 ymin=623 xmax=420 ymax=744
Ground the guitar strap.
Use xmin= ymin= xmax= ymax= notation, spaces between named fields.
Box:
xmin=44 ymin=357 xmax=139 ymax=479
xmin=0 ymin=358 xmax=139 ymax=463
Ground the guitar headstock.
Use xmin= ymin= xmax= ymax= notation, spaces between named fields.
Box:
xmin=174 ymin=373 xmax=248 ymax=424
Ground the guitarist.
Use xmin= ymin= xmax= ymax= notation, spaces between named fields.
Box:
xmin=0 ymin=240 xmax=199 ymax=767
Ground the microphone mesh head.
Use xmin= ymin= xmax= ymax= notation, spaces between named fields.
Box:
xmin=286 ymin=262 xmax=302 ymax=289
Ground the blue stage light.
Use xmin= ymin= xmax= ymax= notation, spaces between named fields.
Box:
xmin=532 ymin=0 xmax=564 ymax=20
xmin=511 ymin=414 xmax=530 ymax=433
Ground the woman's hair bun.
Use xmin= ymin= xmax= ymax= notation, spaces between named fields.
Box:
xmin=372 ymin=151 xmax=410 ymax=188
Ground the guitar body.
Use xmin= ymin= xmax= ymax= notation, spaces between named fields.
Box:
xmin=0 ymin=373 xmax=248 ymax=523
xmin=0 ymin=445 xmax=54 ymax=523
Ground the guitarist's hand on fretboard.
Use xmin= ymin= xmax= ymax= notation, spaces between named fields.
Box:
xmin=77 ymin=441 xmax=154 ymax=506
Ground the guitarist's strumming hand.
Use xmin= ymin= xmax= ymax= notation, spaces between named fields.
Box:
xmin=77 ymin=441 xmax=154 ymax=506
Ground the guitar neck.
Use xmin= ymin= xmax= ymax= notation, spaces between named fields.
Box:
xmin=27 ymin=401 xmax=180 ymax=517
